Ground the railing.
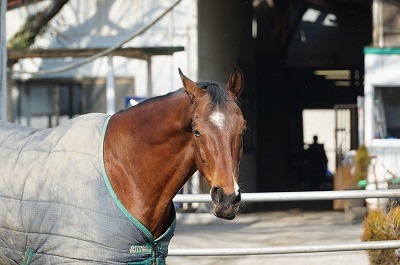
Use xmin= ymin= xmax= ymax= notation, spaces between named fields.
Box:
xmin=170 ymin=189 xmax=400 ymax=256
xmin=173 ymin=189 xmax=400 ymax=203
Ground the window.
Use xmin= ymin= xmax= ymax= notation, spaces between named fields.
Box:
xmin=374 ymin=87 xmax=400 ymax=139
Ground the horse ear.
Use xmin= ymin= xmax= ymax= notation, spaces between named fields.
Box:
xmin=227 ymin=66 xmax=244 ymax=99
xmin=179 ymin=68 xmax=201 ymax=102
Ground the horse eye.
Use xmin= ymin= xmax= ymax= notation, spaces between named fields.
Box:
xmin=193 ymin=129 xmax=201 ymax=137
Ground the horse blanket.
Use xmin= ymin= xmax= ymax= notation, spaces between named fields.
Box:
xmin=0 ymin=114 xmax=175 ymax=265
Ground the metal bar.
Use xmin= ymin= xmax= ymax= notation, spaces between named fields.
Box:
xmin=0 ymin=0 xmax=7 ymax=121
xmin=169 ymin=240 xmax=400 ymax=256
xmin=54 ymin=83 xmax=60 ymax=126
xmin=173 ymin=190 xmax=400 ymax=203
xmin=147 ymin=57 xmax=152 ymax=97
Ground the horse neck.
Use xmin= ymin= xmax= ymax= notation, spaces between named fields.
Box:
xmin=104 ymin=90 xmax=196 ymax=238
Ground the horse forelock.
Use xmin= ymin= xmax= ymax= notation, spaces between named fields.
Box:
xmin=196 ymin=81 xmax=230 ymax=110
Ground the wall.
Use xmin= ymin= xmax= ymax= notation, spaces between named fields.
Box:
xmin=373 ymin=0 xmax=400 ymax=47
xmin=197 ymin=0 xmax=256 ymax=193
xmin=303 ymin=109 xmax=340 ymax=173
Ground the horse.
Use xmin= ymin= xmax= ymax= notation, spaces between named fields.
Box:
xmin=0 ymin=67 xmax=246 ymax=264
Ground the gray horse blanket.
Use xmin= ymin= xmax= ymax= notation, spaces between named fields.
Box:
xmin=0 ymin=114 xmax=175 ymax=265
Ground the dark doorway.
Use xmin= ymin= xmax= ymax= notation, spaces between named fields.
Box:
xmin=254 ymin=1 xmax=372 ymax=194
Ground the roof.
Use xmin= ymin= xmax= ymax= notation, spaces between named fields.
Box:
xmin=8 ymin=46 xmax=185 ymax=61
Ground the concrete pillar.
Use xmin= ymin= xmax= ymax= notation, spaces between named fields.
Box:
xmin=0 ymin=0 xmax=7 ymax=121
xmin=106 ymin=55 xmax=116 ymax=115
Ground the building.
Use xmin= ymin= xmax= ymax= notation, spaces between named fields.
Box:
xmin=363 ymin=0 xmax=400 ymax=207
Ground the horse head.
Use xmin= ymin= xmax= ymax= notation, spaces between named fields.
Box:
xmin=179 ymin=67 xmax=246 ymax=220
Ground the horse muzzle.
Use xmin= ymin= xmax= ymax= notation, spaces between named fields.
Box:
xmin=210 ymin=186 xmax=241 ymax=220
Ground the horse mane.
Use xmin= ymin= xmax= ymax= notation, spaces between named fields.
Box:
xmin=117 ymin=81 xmax=230 ymax=114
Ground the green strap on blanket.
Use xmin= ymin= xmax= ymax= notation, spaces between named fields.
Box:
xmin=21 ymin=247 xmax=33 ymax=265
xmin=100 ymin=116 xmax=175 ymax=265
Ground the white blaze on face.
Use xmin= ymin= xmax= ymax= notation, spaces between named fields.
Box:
xmin=234 ymin=181 xmax=240 ymax=196
xmin=210 ymin=111 xmax=225 ymax=130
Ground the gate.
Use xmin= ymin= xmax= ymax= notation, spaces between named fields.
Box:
xmin=170 ymin=190 xmax=400 ymax=256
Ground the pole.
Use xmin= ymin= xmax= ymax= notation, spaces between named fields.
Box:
xmin=0 ymin=0 xmax=7 ymax=121
xmin=106 ymin=54 xmax=115 ymax=115
xmin=146 ymin=57 xmax=152 ymax=97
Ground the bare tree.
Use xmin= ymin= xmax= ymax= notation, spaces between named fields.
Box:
xmin=8 ymin=0 xmax=69 ymax=49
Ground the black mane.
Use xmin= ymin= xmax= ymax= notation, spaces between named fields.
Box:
xmin=196 ymin=81 xmax=229 ymax=110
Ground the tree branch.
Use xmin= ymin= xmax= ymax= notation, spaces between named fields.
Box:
xmin=8 ymin=0 xmax=69 ymax=49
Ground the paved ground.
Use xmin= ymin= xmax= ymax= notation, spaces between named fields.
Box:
xmin=168 ymin=210 xmax=370 ymax=265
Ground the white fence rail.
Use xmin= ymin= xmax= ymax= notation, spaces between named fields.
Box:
xmin=169 ymin=241 xmax=400 ymax=256
xmin=173 ymin=189 xmax=400 ymax=203
xmin=170 ymin=189 xmax=400 ymax=256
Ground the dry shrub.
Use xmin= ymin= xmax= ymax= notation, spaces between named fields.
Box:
xmin=361 ymin=206 xmax=400 ymax=264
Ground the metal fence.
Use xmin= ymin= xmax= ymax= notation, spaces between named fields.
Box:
xmin=173 ymin=189 xmax=400 ymax=203
xmin=170 ymin=189 xmax=400 ymax=256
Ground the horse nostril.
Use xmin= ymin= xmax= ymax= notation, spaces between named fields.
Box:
xmin=211 ymin=186 xmax=222 ymax=204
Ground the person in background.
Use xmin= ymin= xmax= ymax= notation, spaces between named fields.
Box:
xmin=304 ymin=135 xmax=328 ymax=190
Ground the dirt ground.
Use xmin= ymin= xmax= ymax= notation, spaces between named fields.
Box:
xmin=168 ymin=210 xmax=370 ymax=265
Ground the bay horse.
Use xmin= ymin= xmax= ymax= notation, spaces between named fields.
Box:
xmin=0 ymin=67 xmax=245 ymax=264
